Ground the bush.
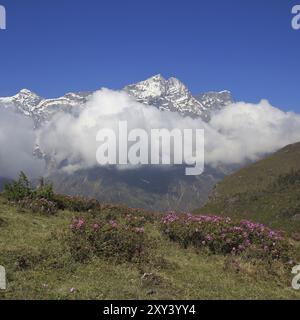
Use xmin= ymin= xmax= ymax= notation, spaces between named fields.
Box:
xmin=4 ymin=172 xmax=31 ymax=201
xmin=67 ymin=215 xmax=150 ymax=263
xmin=53 ymin=194 xmax=101 ymax=212
xmin=34 ymin=177 xmax=55 ymax=200
xmin=3 ymin=172 xmax=57 ymax=215
xmin=160 ymin=212 xmax=293 ymax=263
xmin=18 ymin=197 xmax=57 ymax=215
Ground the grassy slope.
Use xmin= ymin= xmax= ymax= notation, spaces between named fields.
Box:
xmin=0 ymin=196 xmax=299 ymax=300
xmin=196 ymin=143 xmax=300 ymax=233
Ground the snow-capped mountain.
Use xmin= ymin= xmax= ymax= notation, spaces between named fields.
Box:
xmin=124 ymin=74 xmax=233 ymax=120
xmin=0 ymin=75 xmax=235 ymax=211
xmin=0 ymin=89 xmax=43 ymax=117
xmin=0 ymin=75 xmax=233 ymax=124
xmin=0 ymin=89 xmax=90 ymax=127
xmin=195 ymin=90 xmax=233 ymax=119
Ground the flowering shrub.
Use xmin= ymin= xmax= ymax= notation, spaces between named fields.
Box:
xmin=161 ymin=212 xmax=293 ymax=263
xmin=100 ymin=204 xmax=158 ymax=223
xmin=67 ymin=215 xmax=151 ymax=263
xmin=18 ymin=197 xmax=57 ymax=215
xmin=53 ymin=194 xmax=101 ymax=212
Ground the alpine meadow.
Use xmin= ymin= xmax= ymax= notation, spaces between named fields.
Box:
xmin=1 ymin=0 xmax=300 ymax=305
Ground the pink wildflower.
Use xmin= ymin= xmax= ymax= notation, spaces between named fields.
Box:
xmin=134 ymin=227 xmax=145 ymax=234
xmin=92 ymin=223 xmax=100 ymax=230
xmin=109 ymin=220 xmax=118 ymax=228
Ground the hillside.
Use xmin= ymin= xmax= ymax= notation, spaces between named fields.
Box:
xmin=0 ymin=177 xmax=299 ymax=299
xmin=196 ymin=142 xmax=300 ymax=234
xmin=48 ymin=166 xmax=226 ymax=212
xmin=0 ymin=74 xmax=233 ymax=212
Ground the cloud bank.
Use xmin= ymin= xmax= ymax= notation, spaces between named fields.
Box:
xmin=1 ymin=88 xmax=300 ymax=179
xmin=37 ymin=89 xmax=300 ymax=173
xmin=206 ymin=100 xmax=300 ymax=164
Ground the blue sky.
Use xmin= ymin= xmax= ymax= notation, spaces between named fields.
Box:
xmin=0 ymin=0 xmax=300 ymax=112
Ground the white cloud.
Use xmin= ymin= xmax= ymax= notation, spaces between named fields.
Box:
xmin=206 ymin=100 xmax=300 ymax=165
xmin=0 ymin=109 xmax=44 ymax=179
xmin=36 ymin=89 xmax=300 ymax=173
xmin=1 ymin=88 xmax=299 ymax=179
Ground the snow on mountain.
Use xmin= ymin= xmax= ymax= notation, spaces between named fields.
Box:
xmin=0 ymin=89 xmax=90 ymax=127
xmin=124 ymin=74 xmax=233 ymax=120
xmin=124 ymin=75 xmax=204 ymax=118
xmin=0 ymin=75 xmax=233 ymax=125
xmin=195 ymin=90 xmax=233 ymax=120
xmin=0 ymin=89 xmax=43 ymax=117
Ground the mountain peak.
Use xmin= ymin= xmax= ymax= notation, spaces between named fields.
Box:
xmin=142 ymin=74 xmax=185 ymax=88
xmin=167 ymin=77 xmax=187 ymax=91
xmin=17 ymin=88 xmax=42 ymax=98
xmin=19 ymin=88 xmax=34 ymax=95
xmin=195 ymin=90 xmax=234 ymax=116
xmin=149 ymin=74 xmax=165 ymax=81
xmin=123 ymin=74 xmax=233 ymax=120
xmin=124 ymin=74 xmax=207 ymax=118
xmin=124 ymin=74 xmax=168 ymax=100
xmin=219 ymin=90 xmax=231 ymax=94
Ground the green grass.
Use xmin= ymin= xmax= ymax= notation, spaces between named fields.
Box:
xmin=0 ymin=196 xmax=300 ymax=300
xmin=195 ymin=142 xmax=300 ymax=234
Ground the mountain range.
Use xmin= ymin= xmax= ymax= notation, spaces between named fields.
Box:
xmin=0 ymin=75 xmax=235 ymax=211
xmin=0 ymin=74 xmax=233 ymax=125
